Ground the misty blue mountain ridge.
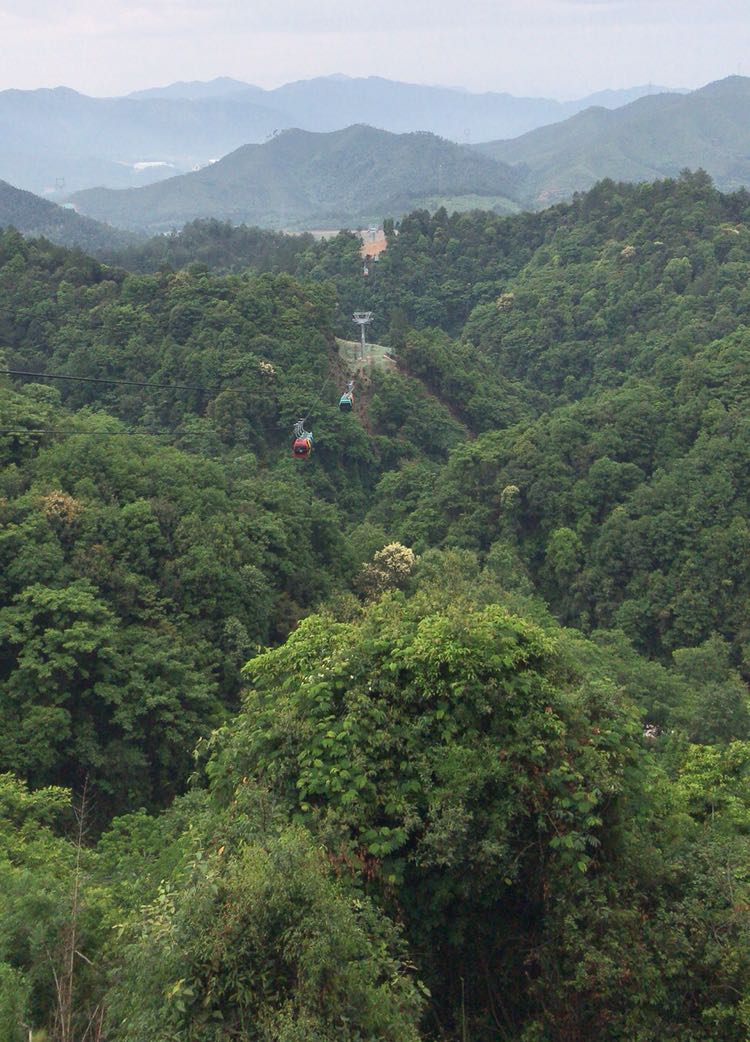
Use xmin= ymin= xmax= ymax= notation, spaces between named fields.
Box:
xmin=62 ymin=75 xmax=750 ymax=233
xmin=0 ymin=73 xmax=683 ymax=197
xmin=125 ymin=74 xmax=680 ymax=107
xmin=4 ymin=73 xmax=750 ymax=243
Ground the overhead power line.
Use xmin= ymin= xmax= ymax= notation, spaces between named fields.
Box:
xmin=1 ymin=364 xmax=343 ymax=441
xmin=0 ymin=427 xmax=174 ymax=438
xmin=0 ymin=369 xmax=215 ymax=393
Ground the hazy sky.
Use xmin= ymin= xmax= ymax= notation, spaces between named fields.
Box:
xmin=1 ymin=0 xmax=748 ymax=98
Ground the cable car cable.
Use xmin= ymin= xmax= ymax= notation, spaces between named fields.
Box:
xmin=0 ymin=369 xmax=217 ymax=393
xmin=2 ymin=357 xmax=345 ymax=454
xmin=300 ymin=371 xmax=335 ymax=426
xmin=0 ymin=421 xmax=291 ymax=439
xmin=0 ymin=426 xmax=211 ymax=439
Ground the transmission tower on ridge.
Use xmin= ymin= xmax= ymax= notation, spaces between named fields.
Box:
xmin=353 ymin=311 xmax=373 ymax=361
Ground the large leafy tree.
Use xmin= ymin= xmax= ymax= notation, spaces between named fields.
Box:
xmin=207 ymin=591 xmax=643 ymax=1036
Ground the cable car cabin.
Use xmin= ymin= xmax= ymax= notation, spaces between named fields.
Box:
xmin=339 ymin=393 xmax=354 ymax=412
xmin=292 ymin=436 xmax=313 ymax=460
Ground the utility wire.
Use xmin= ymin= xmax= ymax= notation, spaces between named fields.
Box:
xmin=0 ymin=369 xmax=216 ymax=392
xmin=0 ymin=422 xmax=290 ymax=439
xmin=0 ymin=427 xmax=195 ymax=439
xmin=1 ymin=363 xmax=342 ymax=437
xmin=2 ymin=367 xmax=337 ymax=407
xmin=301 ymin=371 xmax=335 ymax=426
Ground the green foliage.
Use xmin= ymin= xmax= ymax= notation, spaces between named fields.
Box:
xmin=356 ymin=541 xmax=417 ymax=598
xmin=0 ymin=775 xmax=80 ymax=1036
xmin=207 ymin=591 xmax=646 ymax=1035
xmin=0 ymin=579 xmax=221 ymax=810
xmin=7 ymin=174 xmax=750 ymax=1041
xmin=0 ymin=962 xmax=29 ymax=1042
xmin=673 ymin=637 xmax=750 ymax=742
xmin=0 ymin=231 xmax=379 ymax=809
xmin=358 ymin=177 xmax=750 ymax=665
xmin=107 ymin=828 xmax=423 ymax=1042
xmin=297 ymin=206 xmax=553 ymax=341
xmin=108 ymin=218 xmax=316 ymax=273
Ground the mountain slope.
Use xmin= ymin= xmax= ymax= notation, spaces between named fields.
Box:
xmin=267 ymin=76 xmax=563 ymax=141
xmin=131 ymin=75 xmax=679 ymax=139
xmin=68 ymin=125 xmax=522 ymax=232
xmin=476 ymin=76 xmax=750 ymax=205
xmin=7 ymin=176 xmax=750 ymax=1042
xmin=0 ymin=179 xmax=139 ymax=251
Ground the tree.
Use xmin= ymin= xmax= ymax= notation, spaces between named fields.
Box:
xmin=357 ymin=542 xmax=417 ymax=598
xmin=208 ymin=594 xmax=642 ymax=1037
xmin=107 ymin=828 xmax=423 ymax=1042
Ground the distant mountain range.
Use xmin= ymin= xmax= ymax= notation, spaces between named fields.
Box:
xmin=0 ymin=75 xmax=678 ymax=196
xmin=476 ymin=76 xmax=750 ymax=205
xmin=0 ymin=179 xmax=139 ymax=251
xmin=128 ymin=77 xmax=256 ymax=101
xmin=6 ymin=74 xmax=750 ymax=243
xmin=64 ymin=76 xmax=750 ymax=234
xmin=127 ymin=76 xmax=678 ymax=137
xmin=0 ymin=87 xmax=287 ymax=195
xmin=68 ymin=125 xmax=522 ymax=232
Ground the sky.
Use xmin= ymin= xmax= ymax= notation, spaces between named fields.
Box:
xmin=0 ymin=0 xmax=748 ymax=98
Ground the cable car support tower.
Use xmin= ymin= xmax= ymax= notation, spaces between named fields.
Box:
xmin=353 ymin=311 xmax=373 ymax=362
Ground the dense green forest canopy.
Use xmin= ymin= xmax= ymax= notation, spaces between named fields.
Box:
xmin=4 ymin=171 xmax=750 ymax=1041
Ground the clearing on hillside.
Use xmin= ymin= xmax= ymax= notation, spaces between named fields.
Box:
xmin=336 ymin=337 xmax=397 ymax=377
xmin=360 ymin=228 xmax=388 ymax=260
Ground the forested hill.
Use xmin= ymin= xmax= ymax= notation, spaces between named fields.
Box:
xmin=0 ymin=179 xmax=140 ymax=252
xmin=7 ymin=173 xmax=750 ymax=1041
xmin=68 ymin=125 xmax=521 ymax=232
xmin=365 ymin=173 xmax=750 ymax=661
xmin=477 ymin=74 xmax=750 ymax=205
xmin=0 ymin=224 xmax=468 ymax=806
xmin=52 ymin=75 xmax=750 ymax=233
xmin=95 ymin=170 xmax=750 ymax=658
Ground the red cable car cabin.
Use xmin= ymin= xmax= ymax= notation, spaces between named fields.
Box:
xmin=292 ymin=436 xmax=313 ymax=459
